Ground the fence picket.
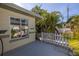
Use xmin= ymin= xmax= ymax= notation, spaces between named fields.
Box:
xmin=40 ymin=32 xmax=68 ymax=47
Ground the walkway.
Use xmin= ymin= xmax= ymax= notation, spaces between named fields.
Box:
xmin=4 ymin=40 xmax=69 ymax=56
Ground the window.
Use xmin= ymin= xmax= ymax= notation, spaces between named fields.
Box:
xmin=20 ymin=19 xmax=28 ymax=38
xmin=10 ymin=17 xmax=29 ymax=40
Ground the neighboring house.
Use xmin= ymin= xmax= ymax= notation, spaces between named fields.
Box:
xmin=57 ymin=28 xmax=72 ymax=33
xmin=0 ymin=3 xmax=42 ymax=54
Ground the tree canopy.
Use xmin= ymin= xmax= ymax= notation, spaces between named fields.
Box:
xmin=68 ymin=15 xmax=79 ymax=31
xmin=32 ymin=5 xmax=63 ymax=33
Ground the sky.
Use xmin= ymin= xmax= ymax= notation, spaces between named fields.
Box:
xmin=15 ymin=3 xmax=79 ymax=22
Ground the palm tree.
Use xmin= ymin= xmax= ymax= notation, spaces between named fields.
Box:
xmin=32 ymin=5 xmax=63 ymax=33
xmin=46 ymin=11 xmax=63 ymax=33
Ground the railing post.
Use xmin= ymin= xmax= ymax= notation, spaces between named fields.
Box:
xmin=41 ymin=32 xmax=43 ymax=40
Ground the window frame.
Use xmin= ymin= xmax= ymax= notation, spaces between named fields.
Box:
xmin=10 ymin=17 xmax=29 ymax=41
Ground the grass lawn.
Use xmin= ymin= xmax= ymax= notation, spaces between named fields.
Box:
xmin=68 ymin=39 xmax=79 ymax=56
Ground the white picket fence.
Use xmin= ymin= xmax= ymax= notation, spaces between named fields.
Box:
xmin=39 ymin=32 xmax=68 ymax=47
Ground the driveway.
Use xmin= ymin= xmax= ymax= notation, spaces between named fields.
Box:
xmin=4 ymin=40 xmax=69 ymax=56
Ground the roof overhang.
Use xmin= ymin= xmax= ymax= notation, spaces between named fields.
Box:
xmin=0 ymin=3 xmax=43 ymax=19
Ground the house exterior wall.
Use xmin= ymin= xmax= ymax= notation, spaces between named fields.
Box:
xmin=0 ymin=7 xmax=35 ymax=54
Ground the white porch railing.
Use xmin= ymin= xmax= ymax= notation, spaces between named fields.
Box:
xmin=39 ymin=32 xmax=68 ymax=47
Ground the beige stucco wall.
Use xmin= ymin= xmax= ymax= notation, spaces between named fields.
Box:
xmin=0 ymin=7 xmax=35 ymax=54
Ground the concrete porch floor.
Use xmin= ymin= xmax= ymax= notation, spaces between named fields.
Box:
xmin=4 ymin=40 xmax=69 ymax=56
